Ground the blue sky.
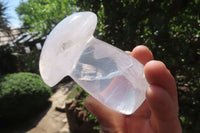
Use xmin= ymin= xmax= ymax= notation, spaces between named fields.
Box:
xmin=1 ymin=0 xmax=24 ymax=29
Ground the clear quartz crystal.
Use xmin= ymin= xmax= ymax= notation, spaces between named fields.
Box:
xmin=70 ymin=37 xmax=149 ymax=114
xmin=39 ymin=11 xmax=149 ymax=115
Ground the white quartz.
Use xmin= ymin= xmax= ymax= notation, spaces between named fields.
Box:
xmin=39 ymin=11 xmax=149 ymax=115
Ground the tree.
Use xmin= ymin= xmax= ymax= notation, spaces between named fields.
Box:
xmin=16 ymin=0 xmax=77 ymax=36
xmin=76 ymin=1 xmax=200 ymax=133
xmin=0 ymin=1 xmax=10 ymax=33
xmin=15 ymin=0 xmax=200 ymax=132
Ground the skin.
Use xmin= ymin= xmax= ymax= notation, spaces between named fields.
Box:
xmin=85 ymin=45 xmax=182 ymax=133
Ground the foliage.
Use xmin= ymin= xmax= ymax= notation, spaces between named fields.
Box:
xmin=0 ymin=1 xmax=10 ymax=32
xmin=0 ymin=45 xmax=18 ymax=75
xmin=76 ymin=1 xmax=200 ymax=132
xmin=0 ymin=72 xmax=52 ymax=122
xmin=66 ymin=84 xmax=84 ymax=100
xmin=0 ymin=44 xmax=41 ymax=74
xmin=66 ymin=84 xmax=99 ymax=131
xmin=16 ymin=0 xmax=78 ymax=36
xmin=15 ymin=0 xmax=200 ymax=132
xmin=14 ymin=45 xmax=41 ymax=73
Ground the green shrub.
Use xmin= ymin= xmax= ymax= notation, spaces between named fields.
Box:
xmin=0 ymin=72 xmax=52 ymax=122
xmin=66 ymin=84 xmax=87 ymax=100
xmin=0 ymin=45 xmax=18 ymax=75
xmin=67 ymin=84 xmax=100 ymax=131
xmin=0 ymin=44 xmax=41 ymax=75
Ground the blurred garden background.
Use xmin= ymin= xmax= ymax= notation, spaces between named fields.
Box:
xmin=0 ymin=0 xmax=199 ymax=133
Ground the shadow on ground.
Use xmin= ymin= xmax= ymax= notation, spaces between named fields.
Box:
xmin=0 ymin=102 xmax=52 ymax=133
xmin=0 ymin=76 xmax=75 ymax=133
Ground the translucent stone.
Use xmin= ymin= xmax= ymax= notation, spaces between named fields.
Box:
xmin=39 ymin=11 xmax=149 ymax=115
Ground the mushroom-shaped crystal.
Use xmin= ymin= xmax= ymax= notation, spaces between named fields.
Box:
xmin=39 ymin=11 xmax=149 ymax=115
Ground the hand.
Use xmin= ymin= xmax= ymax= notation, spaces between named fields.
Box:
xmin=85 ymin=45 xmax=182 ymax=133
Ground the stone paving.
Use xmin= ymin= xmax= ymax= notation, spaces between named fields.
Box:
xmin=0 ymin=81 xmax=75 ymax=133
xmin=27 ymin=81 xmax=75 ymax=133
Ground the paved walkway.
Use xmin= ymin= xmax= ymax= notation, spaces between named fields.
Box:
xmin=27 ymin=81 xmax=75 ymax=133
xmin=0 ymin=81 xmax=75 ymax=133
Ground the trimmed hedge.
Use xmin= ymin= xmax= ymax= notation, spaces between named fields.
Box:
xmin=0 ymin=72 xmax=52 ymax=122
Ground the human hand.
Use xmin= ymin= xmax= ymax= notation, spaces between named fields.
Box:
xmin=85 ymin=45 xmax=182 ymax=133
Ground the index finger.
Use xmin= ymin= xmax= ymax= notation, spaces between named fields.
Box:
xmin=130 ymin=45 xmax=154 ymax=65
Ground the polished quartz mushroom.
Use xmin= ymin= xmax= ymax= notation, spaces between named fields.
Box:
xmin=39 ymin=11 xmax=149 ymax=115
